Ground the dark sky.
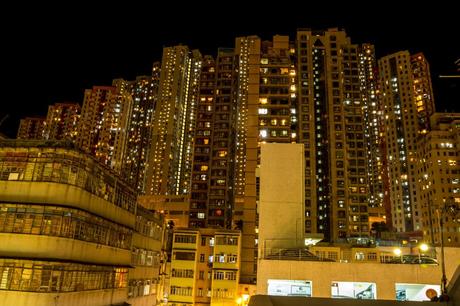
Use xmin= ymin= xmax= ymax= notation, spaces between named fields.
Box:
xmin=1 ymin=3 xmax=459 ymax=137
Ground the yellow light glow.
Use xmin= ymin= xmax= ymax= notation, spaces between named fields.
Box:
xmin=419 ymin=243 xmax=429 ymax=252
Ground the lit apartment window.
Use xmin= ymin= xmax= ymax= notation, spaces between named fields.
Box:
xmin=258 ymin=108 xmax=268 ymax=115
xmin=355 ymin=252 xmax=365 ymax=261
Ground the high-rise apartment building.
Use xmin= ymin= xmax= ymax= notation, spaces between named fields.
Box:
xmin=294 ymin=29 xmax=373 ymax=241
xmin=417 ymin=113 xmax=460 ymax=246
xmin=361 ymin=45 xmax=385 ymax=210
xmin=117 ymin=64 xmax=161 ymax=193
xmin=16 ymin=117 xmax=45 ymax=139
xmin=74 ymin=65 xmax=160 ymax=193
xmin=359 ymin=44 xmax=389 ymax=230
xmin=189 ymin=55 xmax=217 ymax=228
xmin=146 ymin=46 xmax=202 ymax=196
xmin=76 ymin=84 xmax=132 ymax=168
xmin=378 ymin=51 xmax=435 ymax=232
xmin=257 ymin=36 xmax=296 ymax=144
xmin=207 ymin=49 xmax=237 ymax=229
xmin=233 ymin=35 xmax=261 ymax=285
xmin=189 ymin=49 xmax=237 ymax=229
xmin=411 ymin=53 xmax=436 ymax=132
xmin=231 ymin=30 xmax=380 ymax=284
xmin=42 ymin=102 xmax=80 ymax=141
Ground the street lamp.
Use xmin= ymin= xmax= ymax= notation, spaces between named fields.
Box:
xmin=418 ymin=243 xmax=429 ymax=262
xmin=393 ymin=248 xmax=402 ymax=263
xmin=237 ymin=294 xmax=250 ymax=306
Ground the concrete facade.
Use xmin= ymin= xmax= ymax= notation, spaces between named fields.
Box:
xmin=256 ymin=247 xmax=460 ymax=300
xmin=259 ymin=143 xmax=305 ymax=252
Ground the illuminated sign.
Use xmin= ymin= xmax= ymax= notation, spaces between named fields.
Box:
xmin=267 ymin=279 xmax=312 ymax=297
xmin=395 ymin=283 xmax=440 ymax=301
xmin=331 ymin=282 xmax=376 ymax=299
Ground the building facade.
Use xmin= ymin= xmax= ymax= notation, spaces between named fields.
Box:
xmin=168 ymin=228 xmax=241 ymax=306
xmin=17 ymin=117 xmax=45 ymax=139
xmin=42 ymin=102 xmax=80 ymax=141
xmin=417 ymin=113 xmax=460 ymax=246
xmin=378 ymin=51 xmax=435 ymax=232
xmin=116 ymin=65 xmax=162 ymax=194
xmin=76 ymin=84 xmax=132 ymax=168
xmin=0 ymin=140 xmax=166 ymax=306
xmin=146 ymin=46 xmax=202 ymax=196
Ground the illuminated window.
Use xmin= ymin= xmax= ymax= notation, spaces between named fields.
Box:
xmin=200 ymin=165 xmax=208 ymax=171
xmin=355 ymin=252 xmax=365 ymax=260
xmin=258 ymin=108 xmax=268 ymax=115
xmin=259 ymin=98 xmax=268 ymax=104
xmin=260 ymin=130 xmax=268 ymax=138
xmin=271 ymin=119 xmax=277 ymax=126
xmin=261 ymin=58 xmax=268 ymax=64
xmin=218 ymin=151 xmax=227 ymax=157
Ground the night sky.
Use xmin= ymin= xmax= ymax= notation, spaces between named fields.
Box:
xmin=2 ymin=3 xmax=459 ymax=137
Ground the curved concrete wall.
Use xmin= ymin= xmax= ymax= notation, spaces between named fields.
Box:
xmin=0 ymin=288 xmax=127 ymax=306
xmin=0 ymin=233 xmax=131 ymax=266
xmin=0 ymin=181 xmax=135 ymax=228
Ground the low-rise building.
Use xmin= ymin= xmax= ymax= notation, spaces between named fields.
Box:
xmin=0 ymin=140 xmax=165 ymax=306
xmin=168 ymin=228 xmax=241 ymax=306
